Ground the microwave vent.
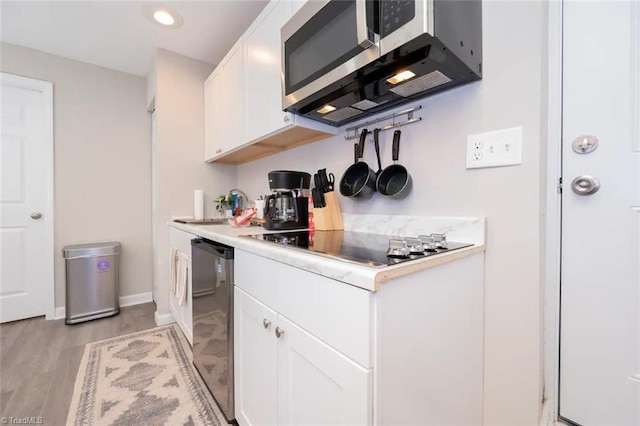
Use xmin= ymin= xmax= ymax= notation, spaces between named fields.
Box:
xmin=351 ymin=99 xmax=380 ymax=111
xmin=324 ymin=107 xmax=364 ymax=123
xmin=389 ymin=71 xmax=452 ymax=98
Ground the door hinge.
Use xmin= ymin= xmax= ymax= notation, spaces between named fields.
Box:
xmin=557 ymin=177 xmax=563 ymax=194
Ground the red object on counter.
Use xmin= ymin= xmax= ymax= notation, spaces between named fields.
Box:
xmin=232 ymin=207 xmax=256 ymax=226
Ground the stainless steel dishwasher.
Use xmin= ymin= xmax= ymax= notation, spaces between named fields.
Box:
xmin=191 ymin=237 xmax=235 ymax=422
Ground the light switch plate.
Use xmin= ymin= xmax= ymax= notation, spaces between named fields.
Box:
xmin=466 ymin=126 xmax=523 ymax=169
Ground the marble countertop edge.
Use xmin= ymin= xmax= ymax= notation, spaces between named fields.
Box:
xmin=167 ymin=216 xmax=487 ymax=292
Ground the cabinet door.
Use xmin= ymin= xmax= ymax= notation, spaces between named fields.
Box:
xmin=235 ymin=288 xmax=278 ymax=426
xmin=244 ymin=0 xmax=293 ymax=143
xmin=276 ymin=316 xmax=373 ymax=426
xmin=168 ymin=228 xmax=194 ymax=343
xmin=204 ymin=70 xmax=224 ymax=160
xmin=222 ymin=40 xmax=245 ymax=152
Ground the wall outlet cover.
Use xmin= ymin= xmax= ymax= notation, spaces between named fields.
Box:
xmin=466 ymin=126 xmax=523 ymax=169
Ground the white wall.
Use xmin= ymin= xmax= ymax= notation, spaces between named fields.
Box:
xmin=148 ymin=49 xmax=237 ymax=319
xmin=1 ymin=42 xmax=152 ymax=309
xmin=237 ymin=1 xmax=546 ymax=424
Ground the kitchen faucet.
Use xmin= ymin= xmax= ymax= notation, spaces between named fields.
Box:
xmin=227 ymin=189 xmax=249 ymax=210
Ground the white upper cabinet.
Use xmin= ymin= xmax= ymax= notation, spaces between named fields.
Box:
xmin=204 ymin=39 xmax=244 ymax=162
xmin=204 ymin=0 xmax=336 ymax=165
xmin=291 ymin=0 xmax=307 ymax=16
xmin=244 ymin=0 xmax=293 ymax=143
xmin=204 ymin=70 xmax=223 ymax=159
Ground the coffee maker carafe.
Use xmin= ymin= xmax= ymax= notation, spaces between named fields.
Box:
xmin=264 ymin=170 xmax=311 ymax=230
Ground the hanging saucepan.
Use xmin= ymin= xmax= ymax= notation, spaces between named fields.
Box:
xmin=373 ymin=128 xmax=383 ymax=179
xmin=377 ymin=130 xmax=412 ymax=198
xmin=339 ymin=128 xmax=377 ymax=199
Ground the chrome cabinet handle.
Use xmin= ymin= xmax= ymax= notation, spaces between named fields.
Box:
xmin=275 ymin=327 xmax=285 ymax=338
xmin=571 ymin=175 xmax=601 ymax=196
xmin=31 ymin=212 xmax=42 ymax=220
xmin=262 ymin=318 xmax=271 ymax=329
xmin=215 ymin=148 xmax=222 ymax=154
xmin=283 ymin=115 xmax=290 ymax=123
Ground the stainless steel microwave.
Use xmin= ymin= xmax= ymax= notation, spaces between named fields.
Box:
xmin=281 ymin=0 xmax=482 ymax=126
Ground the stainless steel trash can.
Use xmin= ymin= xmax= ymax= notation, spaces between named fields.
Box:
xmin=63 ymin=242 xmax=120 ymax=324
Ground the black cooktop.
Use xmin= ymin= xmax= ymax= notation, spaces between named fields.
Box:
xmin=243 ymin=230 xmax=473 ymax=268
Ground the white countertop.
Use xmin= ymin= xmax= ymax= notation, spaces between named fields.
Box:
xmin=169 ymin=214 xmax=486 ymax=292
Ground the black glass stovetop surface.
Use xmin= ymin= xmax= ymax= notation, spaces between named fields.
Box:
xmin=243 ymin=230 xmax=473 ymax=268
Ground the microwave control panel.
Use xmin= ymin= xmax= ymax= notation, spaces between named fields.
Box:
xmin=380 ymin=0 xmax=416 ymax=37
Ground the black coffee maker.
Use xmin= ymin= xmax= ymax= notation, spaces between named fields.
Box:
xmin=263 ymin=170 xmax=311 ymax=230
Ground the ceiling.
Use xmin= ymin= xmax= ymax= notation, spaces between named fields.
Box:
xmin=1 ymin=1 xmax=270 ymax=77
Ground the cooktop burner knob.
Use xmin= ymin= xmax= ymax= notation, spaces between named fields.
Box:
xmin=431 ymin=233 xmax=448 ymax=249
xmin=405 ymin=237 xmax=425 ymax=255
xmin=387 ymin=239 xmax=409 ymax=258
xmin=418 ymin=235 xmax=437 ymax=252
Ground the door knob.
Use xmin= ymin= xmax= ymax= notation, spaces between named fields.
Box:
xmin=275 ymin=327 xmax=285 ymax=338
xmin=263 ymin=318 xmax=271 ymax=329
xmin=30 ymin=212 xmax=42 ymax=220
xmin=571 ymin=175 xmax=601 ymax=195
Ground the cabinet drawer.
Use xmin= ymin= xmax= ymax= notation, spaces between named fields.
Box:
xmin=236 ymin=250 xmax=373 ymax=368
xmin=168 ymin=227 xmax=194 ymax=255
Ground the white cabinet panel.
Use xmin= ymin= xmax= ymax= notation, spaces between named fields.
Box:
xmin=291 ymin=0 xmax=307 ymax=16
xmin=244 ymin=0 xmax=293 ymax=142
xmin=204 ymin=40 xmax=245 ymax=162
xmin=236 ymin=249 xmax=373 ymax=368
xmin=235 ymin=288 xmax=278 ymax=426
xmin=276 ymin=315 xmax=372 ymax=426
xmin=168 ymin=227 xmax=194 ymax=344
xmin=223 ymin=41 xmax=244 ymax=151
xmin=204 ymin=70 xmax=223 ymax=159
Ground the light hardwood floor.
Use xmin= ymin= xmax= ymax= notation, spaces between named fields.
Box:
xmin=0 ymin=303 xmax=158 ymax=425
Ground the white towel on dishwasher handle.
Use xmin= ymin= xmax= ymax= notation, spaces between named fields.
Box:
xmin=170 ymin=248 xmax=189 ymax=306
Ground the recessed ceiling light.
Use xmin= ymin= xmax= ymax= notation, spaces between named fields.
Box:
xmin=154 ymin=10 xmax=175 ymax=26
xmin=143 ymin=5 xmax=184 ymax=29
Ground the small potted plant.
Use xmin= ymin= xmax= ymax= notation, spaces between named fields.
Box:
xmin=215 ymin=194 xmax=233 ymax=218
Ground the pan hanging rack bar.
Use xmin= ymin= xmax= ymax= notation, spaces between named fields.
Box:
xmin=343 ymin=105 xmax=422 ymax=140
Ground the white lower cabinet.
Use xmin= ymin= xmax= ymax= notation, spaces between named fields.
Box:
xmin=234 ymin=249 xmax=484 ymax=426
xmin=235 ymin=287 xmax=278 ymax=426
xmin=235 ymin=287 xmax=372 ymax=426
xmin=168 ymin=227 xmax=193 ymax=344
xmin=276 ymin=315 xmax=372 ymax=426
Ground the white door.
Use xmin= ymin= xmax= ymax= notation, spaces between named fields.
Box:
xmin=0 ymin=73 xmax=54 ymax=323
xmin=276 ymin=315 xmax=372 ymax=426
xmin=234 ymin=288 xmax=278 ymax=426
xmin=560 ymin=1 xmax=640 ymax=424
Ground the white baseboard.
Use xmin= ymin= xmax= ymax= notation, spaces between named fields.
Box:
xmin=154 ymin=310 xmax=176 ymax=326
xmin=51 ymin=291 xmax=155 ymax=321
xmin=119 ymin=292 xmax=153 ymax=307
xmin=54 ymin=306 xmax=66 ymax=320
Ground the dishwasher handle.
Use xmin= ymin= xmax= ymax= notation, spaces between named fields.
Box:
xmin=191 ymin=238 xmax=234 ymax=259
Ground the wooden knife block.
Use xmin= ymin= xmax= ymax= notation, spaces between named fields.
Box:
xmin=313 ymin=191 xmax=344 ymax=231
xmin=313 ymin=229 xmax=344 ymax=254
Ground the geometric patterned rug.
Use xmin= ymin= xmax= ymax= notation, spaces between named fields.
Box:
xmin=66 ymin=325 xmax=225 ymax=426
